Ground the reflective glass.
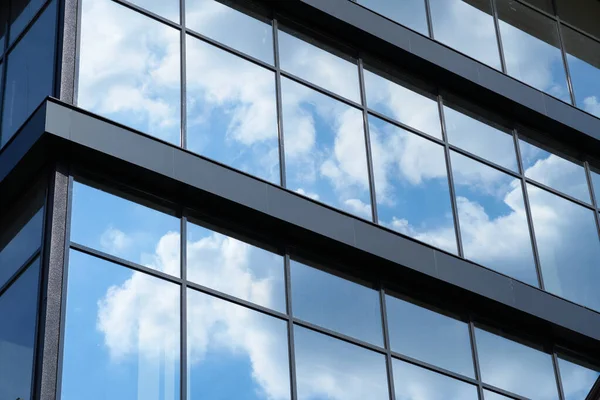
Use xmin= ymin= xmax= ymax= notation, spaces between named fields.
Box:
xmin=186 ymin=35 xmax=279 ymax=183
xmin=364 ymin=68 xmax=442 ymax=139
xmin=558 ymin=357 xmax=600 ymax=400
xmin=429 ymin=0 xmax=501 ymax=69
xmin=61 ymin=250 xmax=180 ymax=400
xmin=187 ymin=221 xmax=285 ymax=312
xmin=356 ymin=0 xmax=428 ymax=36
xmin=290 ymin=260 xmax=382 ymax=346
xmin=127 ymin=0 xmax=179 ymax=23
xmin=187 ymin=289 xmax=290 ymax=400
xmin=9 ymin=0 xmax=46 ymax=45
xmin=1 ymin=0 xmax=56 ymax=147
xmin=561 ymin=26 xmax=600 ymax=118
xmin=392 ymin=359 xmax=479 ymax=400
xmin=497 ymin=0 xmax=569 ymax=101
xmin=278 ymin=30 xmax=360 ymax=103
xmin=294 ymin=325 xmax=389 ymax=400
xmin=369 ymin=115 xmax=456 ymax=253
xmin=0 ymin=3 xmax=7 ymax=54
xmin=451 ymin=151 xmax=538 ymax=286
xmin=0 ymin=259 xmax=40 ymax=400
xmin=527 ymin=184 xmax=600 ymax=311
xmin=592 ymin=170 xmax=600 ymax=205
xmin=524 ymin=0 xmax=554 ymax=14
xmin=484 ymin=390 xmax=512 ymax=400
xmin=70 ymin=182 xmax=181 ymax=277
xmin=443 ymin=104 xmax=518 ymax=171
xmin=556 ymin=0 xmax=600 ymax=41
xmin=281 ymin=77 xmax=372 ymax=219
xmin=476 ymin=328 xmax=559 ymax=400
xmin=520 ymin=139 xmax=590 ymax=203
xmin=186 ymin=0 xmax=273 ymax=63
xmin=78 ymin=0 xmax=181 ymax=145
xmin=386 ymin=295 xmax=474 ymax=377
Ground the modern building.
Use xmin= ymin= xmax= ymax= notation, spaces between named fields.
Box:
xmin=1 ymin=0 xmax=600 ymax=399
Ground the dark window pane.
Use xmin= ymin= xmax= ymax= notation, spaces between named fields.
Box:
xmin=70 ymin=181 xmax=181 ymax=277
xmin=0 ymin=3 xmax=7 ymax=54
xmin=1 ymin=0 xmax=56 ymax=147
xmin=497 ymin=0 xmax=569 ymax=102
xmin=386 ymin=295 xmax=474 ymax=377
xmin=476 ymin=327 xmax=559 ymax=400
xmin=187 ymin=221 xmax=285 ymax=312
xmin=78 ymin=0 xmax=181 ymax=145
xmin=393 ymin=359 xmax=479 ymax=400
xmin=451 ymin=151 xmax=538 ymax=286
xmin=0 ymin=258 xmax=40 ymax=400
xmin=429 ymin=0 xmax=501 ymax=69
xmin=186 ymin=0 xmax=273 ymax=64
xmin=9 ymin=0 xmax=46 ymax=45
xmin=127 ymin=0 xmax=179 ymax=23
xmin=281 ymin=77 xmax=372 ymax=219
xmin=556 ymin=0 xmax=600 ymax=40
xmin=61 ymin=250 xmax=180 ymax=399
xmin=369 ymin=115 xmax=457 ymax=254
xmin=186 ymin=35 xmax=279 ymax=183
xmin=524 ymin=0 xmax=554 ymax=14
xmin=356 ymin=0 xmax=429 ymax=36
xmin=290 ymin=260 xmax=383 ymax=346
xmin=527 ymin=184 xmax=600 ymax=310
xmin=294 ymin=325 xmax=389 ymax=400
xmin=558 ymin=356 xmax=600 ymax=400
xmin=187 ymin=289 xmax=290 ymax=400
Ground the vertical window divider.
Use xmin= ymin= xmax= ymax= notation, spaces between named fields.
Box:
xmin=358 ymin=58 xmax=378 ymax=223
xmin=0 ymin=0 xmax=10 ymax=145
xmin=552 ymin=351 xmax=567 ymax=400
xmin=284 ymin=253 xmax=298 ymax=400
xmin=424 ymin=0 xmax=434 ymax=39
xmin=468 ymin=320 xmax=485 ymax=400
xmin=180 ymin=214 xmax=188 ymax=400
xmin=379 ymin=289 xmax=397 ymax=400
xmin=553 ymin=13 xmax=577 ymax=106
xmin=273 ymin=18 xmax=287 ymax=188
xmin=72 ymin=0 xmax=83 ymax=106
xmin=179 ymin=0 xmax=187 ymax=149
xmin=583 ymin=162 xmax=600 ymax=242
xmin=490 ymin=0 xmax=508 ymax=73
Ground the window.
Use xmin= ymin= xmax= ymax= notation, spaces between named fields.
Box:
xmin=558 ymin=356 xmax=600 ymax=400
xmin=556 ymin=0 xmax=600 ymax=41
xmin=355 ymin=0 xmax=429 ymax=36
xmin=127 ymin=0 xmax=179 ymax=22
xmin=9 ymin=0 xmax=47 ymax=45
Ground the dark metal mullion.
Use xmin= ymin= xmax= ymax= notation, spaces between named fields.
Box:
xmin=525 ymin=176 xmax=595 ymax=211
xmin=423 ymin=0 xmax=434 ymax=39
xmin=481 ymin=384 xmax=530 ymax=400
xmin=390 ymin=350 xmax=479 ymax=386
xmin=358 ymin=58 xmax=378 ymax=223
xmin=111 ymin=0 xmax=177 ymax=29
xmin=0 ymin=0 xmax=10 ymax=145
xmin=180 ymin=215 xmax=187 ymax=400
xmin=179 ymin=0 xmax=187 ymax=149
xmin=552 ymin=352 xmax=567 ymax=400
xmin=468 ymin=320 xmax=485 ymax=400
xmin=72 ymin=0 xmax=84 ymax=105
xmin=583 ymin=162 xmax=600 ymax=244
xmin=553 ymin=12 xmax=577 ymax=106
xmin=379 ymin=290 xmax=396 ymax=400
xmin=284 ymin=254 xmax=298 ymax=400
xmin=490 ymin=0 xmax=508 ymax=73
xmin=0 ymin=248 xmax=41 ymax=297
xmin=273 ymin=19 xmax=286 ymax=188
xmin=368 ymin=108 xmax=444 ymax=145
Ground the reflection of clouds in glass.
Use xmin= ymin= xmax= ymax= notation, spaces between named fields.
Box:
xmin=558 ymin=357 xmax=600 ymax=400
xmin=127 ymin=0 xmax=179 ymax=22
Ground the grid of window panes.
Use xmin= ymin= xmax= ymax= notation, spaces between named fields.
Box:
xmin=77 ymin=0 xmax=600 ymax=313
xmin=60 ymin=179 xmax=600 ymax=400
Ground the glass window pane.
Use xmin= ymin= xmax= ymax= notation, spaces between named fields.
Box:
xmin=0 ymin=259 xmax=40 ymax=400
xmin=290 ymin=260 xmax=382 ymax=346
xmin=369 ymin=115 xmax=457 ymax=254
xmin=355 ymin=0 xmax=428 ymax=36
xmin=386 ymin=295 xmax=474 ymax=377
xmin=127 ymin=0 xmax=179 ymax=23
xmin=187 ymin=221 xmax=285 ymax=312
xmin=78 ymin=0 xmax=181 ymax=145
xmin=451 ymin=152 xmax=538 ymax=286
xmin=558 ymin=356 xmax=600 ymax=400
xmin=520 ymin=139 xmax=590 ymax=203
xmin=186 ymin=0 xmax=273 ymax=63
xmin=527 ymin=184 xmax=600 ymax=310
xmin=187 ymin=289 xmax=290 ymax=400
xmin=562 ymin=25 xmax=600 ymax=118
xmin=592 ymin=170 xmax=600 ymax=205
xmin=294 ymin=325 xmax=389 ymax=400
xmin=1 ymin=0 xmax=56 ymax=147
xmin=497 ymin=0 xmax=569 ymax=102
xmin=9 ymin=0 xmax=46 ymax=45
xmin=484 ymin=390 xmax=512 ymax=400
xmin=281 ymin=77 xmax=372 ymax=219
xmin=364 ymin=68 xmax=442 ymax=139
xmin=393 ymin=359 xmax=479 ymax=400
xmin=443 ymin=104 xmax=518 ymax=171
xmin=278 ymin=30 xmax=360 ymax=103
xmin=61 ymin=250 xmax=180 ymax=400
xmin=524 ymin=0 xmax=554 ymax=14
xmin=70 ymin=181 xmax=181 ymax=277
xmin=556 ymin=0 xmax=600 ymax=40
xmin=186 ymin=35 xmax=279 ymax=183
xmin=0 ymin=3 xmax=7 ymax=54
xmin=476 ymin=328 xmax=559 ymax=400
xmin=429 ymin=0 xmax=501 ymax=69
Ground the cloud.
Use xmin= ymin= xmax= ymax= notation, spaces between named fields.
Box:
xmin=583 ymin=96 xmax=600 ymax=118
xmin=343 ymin=199 xmax=372 ymax=219
xmin=100 ymin=226 xmax=133 ymax=254
xmin=295 ymin=188 xmax=320 ymax=201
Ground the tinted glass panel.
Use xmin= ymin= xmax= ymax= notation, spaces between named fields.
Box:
xmin=278 ymin=30 xmax=360 ymax=103
xmin=527 ymin=184 xmax=600 ymax=310
xmin=364 ymin=69 xmax=442 ymax=139
xmin=524 ymin=0 xmax=554 ymax=13
xmin=556 ymin=0 xmax=600 ymax=40
xmin=484 ymin=390 xmax=512 ymax=400
xmin=281 ymin=77 xmax=372 ymax=219
xmin=0 ymin=259 xmax=40 ymax=400
xmin=393 ymin=359 xmax=478 ymax=400
xmin=356 ymin=0 xmax=428 ymax=36
xmin=187 ymin=221 xmax=285 ymax=312
xmin=386 ymin=295 xmax=473 ymax=377
xmin=70 ymin=182 xmax=181 ymax=277
xmin=429 ymin=0 xmax=501 ymax=69
xmin=592 ymin=170 xmax=600 ymax=204
xmin=61 ymin=250 xmax=180 ymax=400
xmin=0 ymin=3 xmax=7 ymax=54
xmin=1 ymin=0 xmax=56 ymax=147
xmin=186 ymin=0 xmax=273 ymax=63
xmin=127 ymin=0 xmax=179 ymax=22
xmin=78 ymin=0 xmax=181 ymax=145
xmin=9 ymin=0 xmax=46 ymax=44
xmin=294 ymin=325 xmax=389 ymax=400
xmin=520 ymin=139 xmax=590 ymax=203
xmin=497 ymin=0 xmax=569 ymax=101
xmin=186 ymin=35 xmax=279 ymax=183
xmin=291 ymin=260 xmax=382 ymax=346
xmin=476 ymin=328 xmax=559 ymax=400
xmin=187 ymin=289 xmax=290 ymax=400
xmin=558 ymin=357 xmax=600 ymax=400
